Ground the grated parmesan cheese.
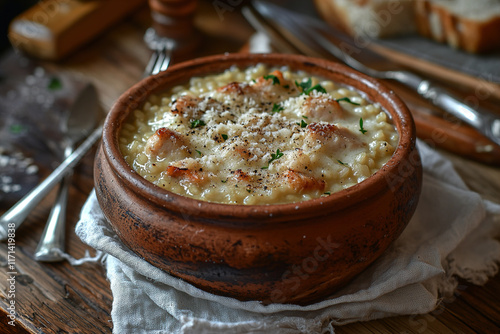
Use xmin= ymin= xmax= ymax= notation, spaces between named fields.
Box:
xmin=120 ymin=65 xmax=398 ymax=205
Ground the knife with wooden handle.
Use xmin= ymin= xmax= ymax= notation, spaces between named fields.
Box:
xmin=8 ymin=0 xmax=147 ymax=61
xmin=408 ymin=104 xmax=500 ymax=165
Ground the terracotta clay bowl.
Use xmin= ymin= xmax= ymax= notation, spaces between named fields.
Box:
xmin=94 ymin=53 xmax=422 ymax=305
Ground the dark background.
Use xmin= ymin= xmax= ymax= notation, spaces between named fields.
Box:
xmin=0 ymin=0 xmax=38 ymax=53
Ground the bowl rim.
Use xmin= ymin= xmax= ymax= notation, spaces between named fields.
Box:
xmin=101 ymin=53 xmax=417 ymax=224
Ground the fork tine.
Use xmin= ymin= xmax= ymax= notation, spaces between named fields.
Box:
xmin=160 ymin=48 xmax=172 ymax=72
xmin=158 ymin=42 xmax=173 ymax=72
xmin=143 ymin=28 xmax=174 ymax=78
xmin=152 ymin=50 xmax=166 ymax=75
xmin=144 ymin=49 xmax=160 ymax=78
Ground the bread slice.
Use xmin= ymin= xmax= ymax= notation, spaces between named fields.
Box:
xmin=315 ymin=0 xmax=500 ymax=53
xmin=415 ymin=0 xmax=500 ymax=53
xmin=313 ymin=0 xmax=417 ymax=38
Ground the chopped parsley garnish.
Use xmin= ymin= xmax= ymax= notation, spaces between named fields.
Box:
xmin=196 ymin=149 xmax=202 ymax=156
xmin=221 ymin=134 xmax=228 ymax=141
xmin=302 ymin=115 xmax=308 ymax=119
xmin=48 ymin=77 xmax=63 ymax=90
xmin=9 ymin=124 xmax=25 ymax=134
xmin=246 ymin=189 xmax=252 ymax=193
xmin=297 ymin=119 xmax=308 ymax=128
xmin=261 ymin=149 xmax=284 ymax=169
xmin=324 ymin=191 xmax=331 ymax=195
xmin=269 ymin=149 xmax=284 ymax=163
xmin=295 ymin=79 xmax=310 ymax=92
xmin=336 ymin=97 xmax=360 ymax=105
xmin=190 ymin=119 xmax=206 ymax=128
xmin=308 ymin=84 xmax=327 ymax=94
xmin=337 ymin=159 xmax=347 ymax=166
xmin=359 ymin=118 xmax=367 ymax=134
xmin=264 ymin=74 xmax=280 ymax=85
xmin=295 ymin=78 xmax=326 ymax=95
xmin=272 ymin=103 xmax=283 ymax=113
xmin=221 ymin=179 xmax=228 ymax=183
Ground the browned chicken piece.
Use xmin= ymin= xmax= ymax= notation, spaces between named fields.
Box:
xmin=303 ymin=95 xmax=343 ymax=122
xmin=217 ymin=70 xmax=293 ymax=101
xmin=170 ymin=94 xmax=203 ymax=120
xmin=145 ymin=127 xmax=191 ymax=160
xmin=281 ymin=169 xmax=326 ymax=193
xmin=271 ymin=70 xmax=285 ymax=81
xmin=275 ymin=148 xmax=312 ymax=174
xmin=166 ymin=158 xmax=209 ymax=185
xmin=217 ymin=81 xmax=251 ymax=95
xmin=233 ymin=146 xmax=255 ymax=160
xmin=165 ymin=166 xmax=207 ymax=185
xmin=305 ymin=122 xmax=364 ymax=152
xmin=254 ymin=70 xmax=286 ymax=87
xmin=171 ymin=94 xmax=200 ymax=113
xmin=221 ymin=139 xmax=263 ymax=163
xmin=231 ymin=169 xmax=253 ymax=182
xmin=253 ymin=70 xmax=295 ymax=97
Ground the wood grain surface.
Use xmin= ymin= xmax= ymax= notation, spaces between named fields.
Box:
xmin=1 ymin=1 xmax=499 ymax=333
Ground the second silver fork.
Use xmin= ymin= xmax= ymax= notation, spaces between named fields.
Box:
xmin=143 ymin=27 xmax=174 ymax=78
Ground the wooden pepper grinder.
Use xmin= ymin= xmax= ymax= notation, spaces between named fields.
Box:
xmin=148 ymin=0 xmax=200 ymax=58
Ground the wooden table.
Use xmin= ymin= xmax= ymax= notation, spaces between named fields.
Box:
xmin=1 ymin=2 xmax=499 ymax=333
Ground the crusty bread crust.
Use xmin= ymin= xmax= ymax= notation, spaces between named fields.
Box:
xmin=415 ymin=0 xmax=500 ymax=53
xmin=315 ymin=0 xmax=500 ymax=53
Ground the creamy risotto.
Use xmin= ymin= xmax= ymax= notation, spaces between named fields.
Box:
xmin=120 ymin=65 xmax=398 ymax=205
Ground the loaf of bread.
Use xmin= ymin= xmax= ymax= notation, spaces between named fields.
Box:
xmin=415 ymin=0 xmax=500 ymax=53
xmin=314 ymin=0 xmax=500 ymax=53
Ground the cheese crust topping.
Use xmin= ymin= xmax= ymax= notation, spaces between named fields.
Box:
xmin=120 ymin=65 xmax=398 ymax=205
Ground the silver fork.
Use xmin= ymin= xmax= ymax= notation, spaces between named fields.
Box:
xmin=246 ymin=1 xmax=500 ymax=147
xmin=143 ymin=27 xmax=174 ymax=78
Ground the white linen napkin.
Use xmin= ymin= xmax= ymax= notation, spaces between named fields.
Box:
xmin=75 ymin=140 xmax=500 ymax=334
